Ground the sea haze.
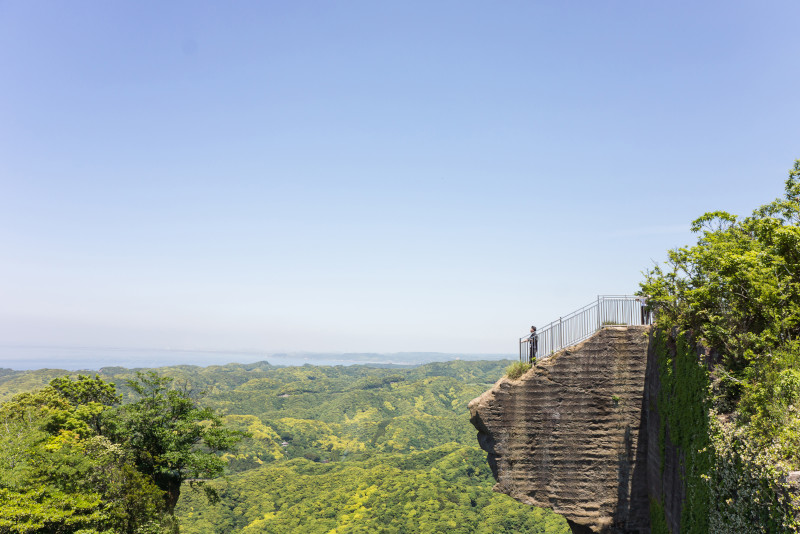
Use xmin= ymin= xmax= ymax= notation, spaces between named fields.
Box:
xmin=0 ymin=345 xmax=514 ymax=371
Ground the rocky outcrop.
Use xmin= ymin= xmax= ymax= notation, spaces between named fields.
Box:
xmin=469 ymin=326 xmax=651 ymax=534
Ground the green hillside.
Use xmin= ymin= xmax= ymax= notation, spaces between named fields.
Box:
xmin=177 ymin=444 xmax=566 ymax=534
xmin=0 ymin=360 xmax=568 ymax=533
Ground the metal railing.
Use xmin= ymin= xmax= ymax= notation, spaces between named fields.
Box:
xmin=519 ymin=295 xmax=652 ymax=363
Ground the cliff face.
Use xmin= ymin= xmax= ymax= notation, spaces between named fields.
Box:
xmin=469 ymin=326 xmax=651 ymax=534
xmin=644 ymin=329 xmax=688 ymax=534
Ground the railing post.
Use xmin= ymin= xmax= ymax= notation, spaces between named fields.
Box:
xmin=597 ymin=295 xmax=601 ymax=330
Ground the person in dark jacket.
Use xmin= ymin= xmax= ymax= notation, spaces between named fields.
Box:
xmin=525 ymin=326 xmax=538 ymax=364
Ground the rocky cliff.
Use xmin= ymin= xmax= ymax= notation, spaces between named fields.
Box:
xmin=469 ymin=326 xmax=651 ymax=534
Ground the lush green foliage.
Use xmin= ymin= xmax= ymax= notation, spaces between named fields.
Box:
xmin=0 ymin=360 xmax=568 ymax=533
xmin=166 ymin=359 xmax=566 ymax=532
xmin=0 ymin=369 xmax=85 ymax=404
xmin=709 ymin=419 xmax=800 ymax=532
xmin=0 ymin=373 xmax=242 ymax=533
xmin=114 ymin=372 xmax=246 ymax=512
xmin=643 ymin=160 xmax=800 ymax=532
xmin=176 ymin=444 xmax=566 ymax=534
xmin=0 ymin=377 xmax=167 ymax=533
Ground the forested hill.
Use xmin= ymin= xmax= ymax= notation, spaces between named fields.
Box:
xmin=0 ymin=359 xmax=569 ymax=533
xmin=0 ymin=359 xmax=504 ymax=404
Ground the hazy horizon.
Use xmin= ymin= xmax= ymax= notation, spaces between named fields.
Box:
xmin=0 ymin=343 xmax=515 ymax=372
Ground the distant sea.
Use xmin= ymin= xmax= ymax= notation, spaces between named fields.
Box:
xmin=0 ymin=345 xmax=514 ymax=371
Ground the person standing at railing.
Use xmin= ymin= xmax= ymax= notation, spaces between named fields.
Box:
xmin=522 ymin=326 xmax=538 ymax=364
xmin=637 ymin=295 xmax=650 ymax=325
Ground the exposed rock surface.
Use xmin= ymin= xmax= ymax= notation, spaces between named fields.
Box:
xmin=469 ymin=326 xmax=651 ymax=534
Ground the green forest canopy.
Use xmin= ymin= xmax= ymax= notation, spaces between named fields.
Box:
xmin=0 ymin=360 xmax=569 ymax=534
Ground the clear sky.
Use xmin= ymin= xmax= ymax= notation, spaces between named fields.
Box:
xmin=1 ymin=1 xmax=799 ymax=359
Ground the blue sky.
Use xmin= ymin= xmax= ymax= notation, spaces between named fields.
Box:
xmin=1 ymin=1 xmax=799 ymax=358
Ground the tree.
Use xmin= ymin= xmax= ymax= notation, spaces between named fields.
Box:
xmin=49 ymin=374 xmax=120 ymax=435
xmin=642 ymin=159 xmax=800 ymax=374
xmin=0 ymin=373 xmax=245 ymax=532
xmin=115 ymin=371 xmax=245 ymax=513
xmin=0 ymin=381 xmax=167 ymax=534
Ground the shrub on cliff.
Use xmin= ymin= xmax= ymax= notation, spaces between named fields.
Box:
xmin=505 ymin=362 xmax=532 ymax=380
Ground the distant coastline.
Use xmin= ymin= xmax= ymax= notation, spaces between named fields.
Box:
xmin=0 ymin=344 xmax=514 ymax=371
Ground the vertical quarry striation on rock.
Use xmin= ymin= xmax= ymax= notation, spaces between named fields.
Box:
xmin=469 ymin=326 xmax=651 ymax=534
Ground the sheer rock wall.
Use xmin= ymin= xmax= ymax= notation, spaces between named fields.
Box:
xmin=469 ymin=326 xmax=651 ymax=534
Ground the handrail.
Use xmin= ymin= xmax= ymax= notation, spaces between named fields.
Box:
xmin=519 ymin=295 xmax=651 ymax=363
